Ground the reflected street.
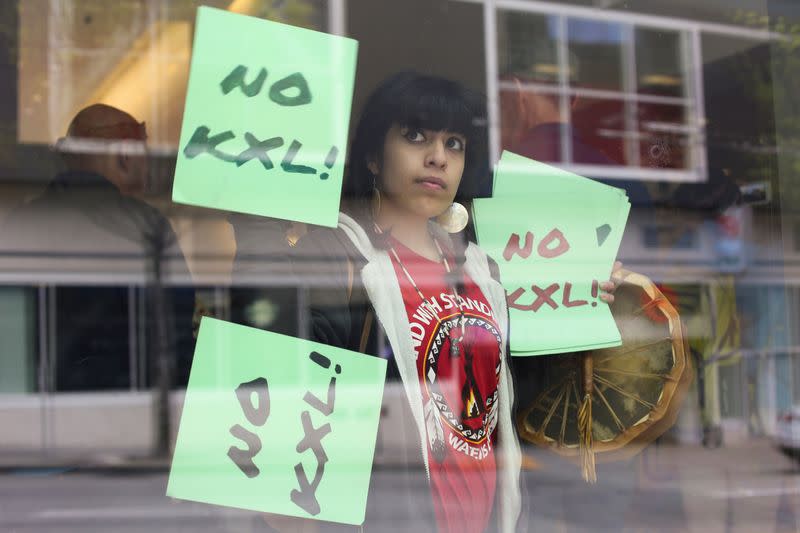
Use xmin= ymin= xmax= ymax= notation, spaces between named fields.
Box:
xmin=2 ymin=439 xmax=799 ymax=533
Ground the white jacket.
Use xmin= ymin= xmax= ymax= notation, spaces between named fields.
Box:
xmin=337 ymin=212 xmax=522 ymax=533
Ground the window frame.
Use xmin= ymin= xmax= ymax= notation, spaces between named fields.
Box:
xmin=475 ymin=0 xmax=780 ymax=183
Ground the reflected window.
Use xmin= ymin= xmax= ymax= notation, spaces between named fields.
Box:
xmin=55 ymin=286 xmax=130 ymax=391
xmin=567 ymin=18 xmax=624 ymax=92
xmin=147 ymin=286 xmax=197 ymax=389
xmin=0 ymin=286 xmax=38 ymax=393
xmin=643 ymin=225 xmax=698 ymax=250
xmin=496 ymin=8 xmax=701 ymax=180
xmin=636 ymin=28 xmax=686 ymax=98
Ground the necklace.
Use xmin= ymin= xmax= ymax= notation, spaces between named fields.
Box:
xmin=376 ymin=224 xmax=467 ymax=358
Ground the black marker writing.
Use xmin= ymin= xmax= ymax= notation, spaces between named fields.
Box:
xmin=290 ymin=411 xmax=331 ymax=515
xmin=319 ymin=146 xmax=339 ymax=180
xmin=303 ymin=353 xmax=341 ymax=416
xmin=182 ymin=127 xmax=338 ymax=180
xmin=269 ymin=72 xmax=312 ymax=107
xmin=227 ymin=377 xmax=270 ymax=478
xmin=219 ymin=66 xmax=312 ymax=107
xmin=237 ymin=133 xmax=285 ymax=170
xmin=281 ymin=140 xmax=316 ymax=175
xmin=183 ymin=126 xmax=237 ymax=163
xmin=228 ymin=424 xmax=262 ymax=478
xmin=290 ymin=352 xmax=342 ymax=516
xmin=220 ymin=65 xmax=267 ymax=97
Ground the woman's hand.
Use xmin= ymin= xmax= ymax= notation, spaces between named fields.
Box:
xmin=598 ymin=261 xmax=624 ymax=305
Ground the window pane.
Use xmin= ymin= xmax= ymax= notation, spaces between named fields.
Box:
xmin=0 ymin=286 xmax=38 ymax=393
xmin=161 ymin=286 xmax=197 ymax=389
xmin=566 ymin=18 xmax=624 ymax=91
xmin=496 ymin=11 xmax=564 ymax=158
xmin=636 ymin=28 xmax=686 ymax=98
xmin=55 ymin=286 xmax=130 ymax=391
xmin=128 ymin=285 xmax=197 ymax=390
xmin=637 ymin=102 xmax=691 ymax=170
xmin=497 ymin=11 xmax=559 ymax=82
xmin=571 ymin=97 xmax=627 ymax=165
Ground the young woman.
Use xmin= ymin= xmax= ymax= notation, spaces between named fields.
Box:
xmin=231 ymin=71 xmax=616 ymax=533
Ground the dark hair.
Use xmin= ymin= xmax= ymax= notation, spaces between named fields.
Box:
xmin=342 ymin=71 xmax=488 ymax=223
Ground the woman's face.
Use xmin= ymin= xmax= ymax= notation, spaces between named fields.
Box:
xmin=369 ymin=124 xmax=467 ymax=221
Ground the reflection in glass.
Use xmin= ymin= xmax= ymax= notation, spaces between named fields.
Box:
xmin=636 ymin=28 xmax=686 ymax=98
xmin=637 ymin=102 xmax=690 ymax=170
xmin=567 ymin=17 xmax=624 ymax=91
xmin=571 ymin=97 xmax=627 ymax=165
xmin=55 ymin=286 xmax=130 ymax=391
xmin=497 ymin=11 xmax=559 ymax=82
xmin=0 ymin=286 xmax=38 ymax=393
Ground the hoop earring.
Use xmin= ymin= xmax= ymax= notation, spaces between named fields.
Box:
xmin=436 ymin=202 xmax=469 ymax=233
xmin=371 ymin=177 xmax=382 ymax=221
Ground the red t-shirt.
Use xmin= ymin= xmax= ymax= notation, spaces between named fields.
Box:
xmin=388 ymin=237 xmax=502 ymax=533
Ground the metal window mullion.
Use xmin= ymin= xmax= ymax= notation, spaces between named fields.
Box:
xmin=554 ymin=163 xmax=698 ymax=182
xmin=37 ymin=285 xmax=49 ymax=452
xmin=497 ymin=80 xmax=690 ymax=105
xmin=622 ymin=25 xmax=640 ymax=167
xmin=148 ymin=0 xmax=162 ymax=148
xmin=138 ymin=287 xmax=147 ymax=388
xmin=47 ymin=0 xmax=63 ymax=143
xmin=47 ymin=285 xmax=56 ymax=394
xmin=328 ymin=0 xmax=347 ymax=35
xmin=484 ymin=0 xmax=500 ymax=165
xmin=556 ymin=15 xmax=572 ymax=164
xmin=686 ymin=29 xmax=708 ymax=181
xmin=461 ymin=0 xmax=779 ymax=41
xmin=129 ymin=285 xmax=138 ymax=390
xmin=297 ymin=286 xmax=310 ymax=340
xmin=789 ymin=288 xmax=797 ymax=401
xmin=216 ymin=286 xmax=230 ymax=322
xmin=37 ymin=285 xmax=48 ymax=394
xmin=792 ymin=288 xmax=800 ymax=403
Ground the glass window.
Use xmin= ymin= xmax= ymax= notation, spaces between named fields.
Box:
xmin=567 ymin=17 xmax=625 ymax=92
xmin=2 ymin=1 xmax=800 ymax=532
xmin=497 ymin=11 xmax=559 ymax=82
xmin=161 ymin=285 xmax=221 ymax=389
xmin=18 ymin=0 xmax=328 ymax=151
xmin=636 ymin=27 xmax=686 ymax=98
xmin=495 ymin=9 xmax=698 ymax=178
xmin=637 ymin=102 xmax=691 ymax=170
xmin=0 ymin=286 xmax=38 ymax=393
xmin=54 ymin=286 xmax=130 ymax=391
xmin=571 ymin=97 xmax=627 ymax=165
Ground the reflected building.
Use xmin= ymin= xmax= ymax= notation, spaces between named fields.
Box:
xmin=0 ymin=0 xmax=798 ymax=461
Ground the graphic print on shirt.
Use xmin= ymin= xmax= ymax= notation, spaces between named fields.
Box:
xmin=412 ymin=296 xmax=502 ymax=463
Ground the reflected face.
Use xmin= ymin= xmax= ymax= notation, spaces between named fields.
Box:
xmin=371 ymin=124 xmax=466 ymax=221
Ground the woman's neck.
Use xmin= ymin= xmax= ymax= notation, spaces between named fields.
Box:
xmin=375 ymin=206 xmax=439 ymax=261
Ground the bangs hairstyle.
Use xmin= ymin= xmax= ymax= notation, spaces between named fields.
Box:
xmin=343 ymin=72 xmax=488 ymax=219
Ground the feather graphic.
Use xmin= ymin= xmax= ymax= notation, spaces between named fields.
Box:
xmin=424 ymin=398 xmax=446 ymax=462
xmin=486 ymin=404 xmax=499 ymax=435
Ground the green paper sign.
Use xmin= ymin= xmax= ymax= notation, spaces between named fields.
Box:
xmin=474 ymin=152 xmax=630 ymax=356
xmin=172 ymin=7 xmax=358 ymax=227
xmin=167 ymin=317 xmax=387 ymax=525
